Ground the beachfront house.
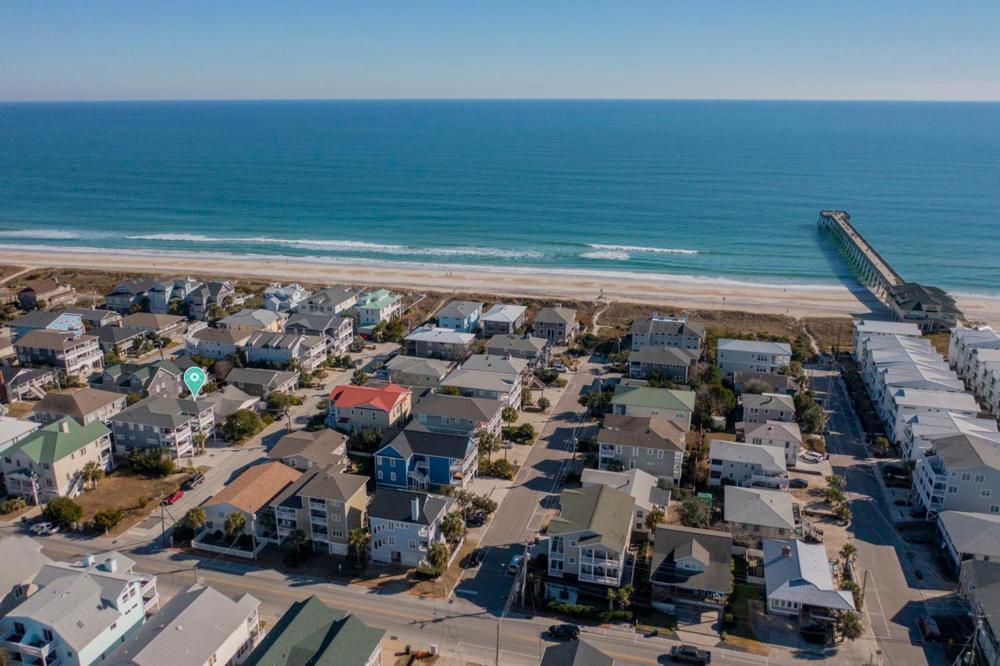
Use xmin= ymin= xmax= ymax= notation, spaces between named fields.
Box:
xmin=533 ymin=306 xmax=579 ymax=345
xmin=732 ymin=371 xmax=798 ymax=395
xmin=284 ymin=312 xmax=354 ymax=355
xmin=650 ymin=525 xmax=733 ymax=615
xmin=385 ymin=355 xmax=455 ymax=388
xmin=480 ymin=303 xmax=528 ymax=337
xmin=14 ymin=330 xmax=104 ymax=380
xmin=188 ymin=280 xmax=237 ymax=320
xmin=353 ymin=288 xmax=403 ymax=327
xmin=436 ymin=300 xmax=483 ymax=333
xmin=375 ymin=422 xmax=478 ymax=491
xmin=263 ymin=282 xmax=311 ymax=312
xmin=716 ymin=339 xmax=792 ymax=379
xmin=32 ymin=388 xmax=126 ymax=426
xmin=16 ymin=279 xmax=76 ymax=310
xmin=243 ymin=331 xmax=326 ymax=371
xmin=109 ymin=396 xmax=215 ymax=458
xmin=610 ymin=383 xmax=695 ymax=431
xmin=630 ymin=315 xmax=705 ymax=354
xmin=105 ymin=276 xmax=160 ymax=313
xmin=888 ymin=282 xmax=961 ymax=332
xmin=301 ymin=286 xmax=359 ymax=316
xmin=597 ymin=414 xmax=686 ymax=484
xmin=709 ymin=439 xmax=788 ymax=489
xmin=404 ymin=326 xmax=476 ymax=361
xmin=1 ymin=418 xmax=113 ymax=503
xmin=747 ymin=420 xmax=803 ymax=466
xmin=269 ymin=467 xmax=369 ymax=556
xmin=545 ymin=485 xmax=635 ymax=590
xmin=147 ymin=276 xmax=203 ymax=314
xmin=368 ymin=488 xmax=454 ymax=567
xmin=326 ymin=383 xmax=412 ymax=431
xmin=411 ymin=392 xmax=505 ymax=438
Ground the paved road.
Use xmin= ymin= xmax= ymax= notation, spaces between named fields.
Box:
xmin=8 ymin=533 xmax=767 ymax=666
xmin=811 ymin=367 xmax=957 ymax=666
xmin=454 ymin=357 xmax=604 ymax=614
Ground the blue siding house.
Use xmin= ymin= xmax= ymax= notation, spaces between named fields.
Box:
xmin=436 ymin=300 xmax=483 ymax=333
xmin=374 ymin=423 xmax=478 ymax=491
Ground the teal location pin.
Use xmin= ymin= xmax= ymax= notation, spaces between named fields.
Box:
xmin=183 ymin=367 xmax=208 ymax=399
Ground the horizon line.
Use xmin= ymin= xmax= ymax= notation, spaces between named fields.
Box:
xmin=2 ymin=96 xmax=1000 ymax=105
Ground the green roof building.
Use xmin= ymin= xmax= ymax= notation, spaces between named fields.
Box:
xmin=611 ymin=383 xmax=696 ymax=430
xmin=247 ymin=596 xmax=385 ymax=666
xmin=1 ymin=417 xmax=112 ymax=503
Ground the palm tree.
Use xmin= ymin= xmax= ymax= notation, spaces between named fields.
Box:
xmin=348 ymin=528 xmax=369 ymax=564
xmin=839 ymin=543 xmax=857 ymax=566
xmin=477 ymin=430 xmax=500 ymax=462
xmin=183 ymin=507 xmax=207 ymax=531
xmin=193 ymin=432 xmax=207 ymax=455
xmin=81 ymin=461 xmax=104 ymax=490
xmin=644 ymin=508 xmax=666 ymax=532
xmin=441 ymin=512 xmax=466 ymax=544
xmin=225 ymin=512 xmax=247 ymax=540
xmin=837 ymin=611 xmax=863 ymax=640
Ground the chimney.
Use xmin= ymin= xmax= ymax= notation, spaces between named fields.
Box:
xmin=83 ymin=554 xmax=95 ymax=568
xmin=60 ymin=420 xmax=70 ymax=433
xmin=781 ymin=544 xmax=791 ymax=557
xmin=101 ymin=558 xmax=118 ymax=573
xmin=411 ymin=496 xmax=421 ymax=522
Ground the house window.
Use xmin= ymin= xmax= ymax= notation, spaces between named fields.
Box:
xmin=390 ymin=470 xmax=397 ymax=482
xmin=961 ymin=473 xmax=972 ymax=482
xmin=982 ymin=489 xmax=992 ymax=498
xmin=377 ymin=469 xmax=383 ymax=480
xmin=975 ymin=474 xmax=986 ymax=483
xmin=948 ymin=486 xmax=958 ymax=494
xmin=991 ymin=505 xmax=999 ymax=514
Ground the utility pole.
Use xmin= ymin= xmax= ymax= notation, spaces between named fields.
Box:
xmin=159 ymin=503 xmax=166 ymax=547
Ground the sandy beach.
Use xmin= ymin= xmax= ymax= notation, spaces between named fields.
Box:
xmin=1 ymin=247 xmax=997 ymax=325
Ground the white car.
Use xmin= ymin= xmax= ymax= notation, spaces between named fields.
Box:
xmin=507 ymin=555 xmax=524 ymax=575
xmin=800 ymin=451 xmax=824 ymax=464
xmin=553 ymin=363 xmax=569 ymax=373
xmin=30 ymin=522 xmax=58 ymax=536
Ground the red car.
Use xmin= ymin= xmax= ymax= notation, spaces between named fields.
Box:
xmin=161 ymin=490 xmax=184 ymax=505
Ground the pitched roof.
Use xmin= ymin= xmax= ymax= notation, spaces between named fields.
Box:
xmin=269 ymin=429 xmax=347 ymax=469
xmin=305 ymin=286 xmax=359 ymax=306
xmin=11 ymin=310 xmax=65 ymax=329
xmin=938 ymin=511 xmax=1000 ymax=560
xmin=548 ymin=485 xmax=635 ymax=552
xmin=763 ymin=539 xmax=855 ymax=611
xmin=285 ymin=312 xmax=346 ymax=331
xmin=95 ymin=325 xmax=146 ymax=345
xmin=0 ymin=536 xmax=52 ymax=597
xmin=892 ymin=388 xmax=980 ymax=412
xmin=368 ymin=488 xmax=453 ymax=525
xmin=540 ymin=641 xmax=615 ymax=666
xmin=271 ymin=467 xmax=368 ymax=509
xmin=190 ymin=327 xmax=251 ymax=345
xmin=598 ymin=414 xmax=686 ymax=453
xmin=718 ymin=338 xmax=792 ymax=356
xmin=438 ymin=300 xmax=483 ymax=319
xmin=440 ymin=369 xmax=519 ymax=393
xmin=12 ymin=417 xmax=110 ymax=464
xmin=20 ymin=279 xmax=64 ymax=295
xmin=218 ymin=308 xmax=281 ymax=329
xmin=111 ymin=396 xmax=207 ymax=428
xmin=384 ymin=355 xmax=454 ymax=379
xmin=961 ymin=560 xmax=1000 ymax=629
xmin=709 ymin=439 xmax=786 ymax=474
xmin=379 ymin=422 xmax=473 ymax=461
xmin=535 ymin=306 xmax=577 ymax=326
xmin=746 ymin=420 xmax=803 ymax=443
xmin=200 ymin=385 xmax=259 ymax=420
xmin=630 ymin=346 xmax=699 ymax=365
xmin=651 ymin=525 xmax=733 ymax=595
xmin=486 ymin=334 xmax=548 ymax=354
xmin=933 ymin=433 xmax=1000 ymax=471
xmin=741 ymin=392 xmax=796 ymax=412
xmin=226 ymin=367 xmax=297 ymax=389
xmin=107 ymin=584 xmax=259 ymax=666
xmin=889 ymin=282 xmax=960 ymax=317
xmin=15 ymin=329 xmax=93 ymax=350
xmin=461 ymin=354 xmax=528 ymax=375
xmin=854 ymin=320 xmax=922 ymax=337
xmin=108 ymin=276 xmax=159 ymax=297
xmin=411 ymin=393 xmax=505 ymax=424
xmin=611 ymin=385 xmax=696 ymax=412
xmin=245 ymin=331 xmax=324 ymax=350
xmin=580 ymin=468 xmax=670 ymax=513
xmin=35 ymin=387 xmax=123 ymax=419
xmin=630 ymin=316 xmax=706 ymax=340
xmin=329 ymin=384 xmax=410 ymax=412
xmin=404 ymin=326 xmax=476 ymax=345
xmin=0 ymin=417 xmax=40 ymax=447
xmin=247 ymin=596 xmax=384 ymax=666
xmin=724 ymin=486 xmax=796 ymax=531
xmin=206 ymin=462 xmax=301 ymax=514
xmin=481 ymin=303 xmax=527 ymax=323
xmin=120 ymin=312 xmax=186 ymax=332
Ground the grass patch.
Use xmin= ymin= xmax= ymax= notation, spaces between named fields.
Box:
xmin=636 ymin=610 xmax=678 ymax=638
xmin=75 ymin=470 xmax=190 ymax=537
xmin=410 ymin=540 xmax=476 ymax=598
xmin=724 ymin=582 xmax=764 ymax=641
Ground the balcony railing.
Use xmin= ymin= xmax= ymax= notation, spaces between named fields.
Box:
xmin=1 ymin=631 xmax=55 ymax=659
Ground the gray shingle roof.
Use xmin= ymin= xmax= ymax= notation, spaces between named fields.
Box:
xmin=111 ymin=396 xmax=206 ymax=428
xmin=724 ymin=486 xmax=796 ymax=530
xmin=368 ymin=488 xmax=453 ymax=526
xmin=411 ymin=393 xmax=504 ymax=423
xmin=718 ymin=338 xmax=792 ymax=355
xmin=379 ymin=422 xmax=473 ymax=461
xmin=651 ymin=525 xmax=733 ymax=595
xmin=548 ymin=485 xmax=635 ymax=552
xmin=938 ymin=511 xmax=1000 ymax=560
xmin=272 ymin=467 xmax=368 ymax=509
xmin=438 ymin=300 xmax=483 ymax=319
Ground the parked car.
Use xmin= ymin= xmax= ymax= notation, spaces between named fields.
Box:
xmin=800 ymin=451 xmax=823 ymax=464
xmin=507 ymin=554 xmax=524 ymax=575
xmin=547 ymin=624 xmax=580 ymax=640
xmin=161 ymin=489 xmax=184 ymax=505
xmin=789 ymin=479 xmax=808 ymax=489
xmin=466 ymin=511 xmax=487 ymax=528
xmin=182 ymin=473 xmax=205 ymax=490
xmin=468 ymin=548 xmax=487 ymax=567
xmin=669 ymin=645 xmax=712 ymax=663
xmin=30 ymin=521 xmax=59 ymax=536
xmin=553 ymin=362 xmax=569 ymax=373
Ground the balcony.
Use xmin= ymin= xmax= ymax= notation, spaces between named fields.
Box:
xmin=1 ymin=630 xmax=55 ymax=660
xmin=140 ymin=577 xmax=159 ymax=613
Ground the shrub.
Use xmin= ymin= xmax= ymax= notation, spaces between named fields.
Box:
xmin=90 ymin=508 xmax=124 ymax=534
xmin=222 ymin=409 xmax=265 ymax=443
xmin=43 ymin=497 xmax=83 ymax=528
xmin=0 ymin=496 xmax=27 ymax=515
xmin=123 ymin=450 xmax=176 ymax=478
xmin=679 ymin=496 xmax=712 ymax=528
xmin=480 ymin=459 xmax=515 ymax=480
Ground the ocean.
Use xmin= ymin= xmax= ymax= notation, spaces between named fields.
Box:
xmin=1 ymin=100 xmax=998 ymax=295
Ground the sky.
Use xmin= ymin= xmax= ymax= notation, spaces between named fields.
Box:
xmin=2 ymin=1 xmax=998 ymax=102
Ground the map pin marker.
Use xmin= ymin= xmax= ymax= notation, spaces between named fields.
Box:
xmin=184 ymin=367 xmax=207 ymax=399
